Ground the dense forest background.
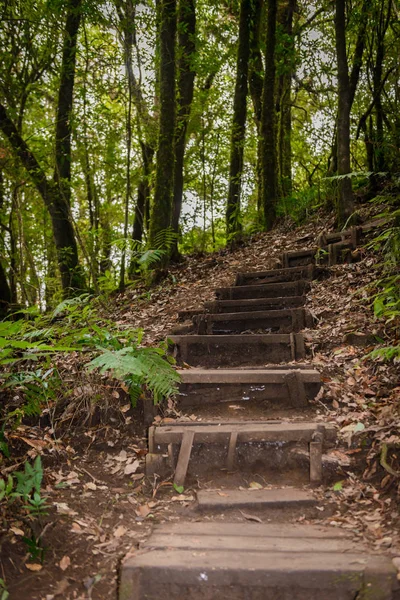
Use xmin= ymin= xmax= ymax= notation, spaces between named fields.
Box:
xmin=0 ymin=0 xmax=399 ymax=312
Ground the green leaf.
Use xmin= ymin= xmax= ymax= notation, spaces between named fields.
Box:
xmin=173 ymin=483 xmax=184 ymax=494
xmin=333 ymin=481 xmax=343 ymax=492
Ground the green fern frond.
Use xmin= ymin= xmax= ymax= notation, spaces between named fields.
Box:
xmin=87 ymin=345 xmax=180 ymax=404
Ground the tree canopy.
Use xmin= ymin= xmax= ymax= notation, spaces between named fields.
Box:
xmin=0 ymin=0 xmax=399 ymax=310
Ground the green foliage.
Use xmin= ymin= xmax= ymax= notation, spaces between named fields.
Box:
xmin=22 ymin=533 xmax=47 ymax=563
xmin=88 ymin=343 xmax=180 ymax=405
xmin=0 ymin=294 xmax=179 ymax=440
xmin=0 ymin=578 xmax=9 ymax=600
xmin=0 ymin=456 xmax=49 ymax=516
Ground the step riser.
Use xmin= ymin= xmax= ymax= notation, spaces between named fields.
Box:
xmin=146 ymin=442 xmax=329 ymax=481
xmin=235 ymin=265 xmax=317 ymax=286
xmin=215 ymin=281 xmax=309 ymax=301
xmin=192 ymin=309 xmax=313 ymax=334
xmin=121 ymin=550 xmax=397 ymax=600
xmin=282 ymin=242 xmax=360 ymax=269
xmin=170 ymin=334 xmax=305 ymax=367
xmin=177 ymin=380 xmax=320 ymax=409
xmin=204 ymin=296 xmax=306 ymax=314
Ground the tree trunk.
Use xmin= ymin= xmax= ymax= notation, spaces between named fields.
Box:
xmin=52 ymin=0 xmax=85 ymax=292
xmin=149 ymin=0 xmax=177 ymax=252
xmin=0 ymin=104 xmax=84 ymax=295
xmin=248 ymin=0 xmax=264 ymax=213
xmin=335 ymin=0 xmax=354 ymax=226
xmin=171 ymin=0 xmax=196 ymax=260
xmin=260 ymin=0 xmax=278 ymax=229
xmin=276 ymin=0 xmax=295 ymax=200
xmin=226 ymin=0 xmax=252 ymax=244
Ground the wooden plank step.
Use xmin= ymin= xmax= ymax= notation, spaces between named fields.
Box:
xmin=281 ymin=241 xmax=360 ymax=269
xmin=196 ymin=488 xmax=317 ymax=510
xmin=281 ymin=248 xmax=318 ymax=269
xmin=150 ymin=521 xmax=352 ymax=538
xmin=235 ymin=264 xmax=319 ymax=286
xmin=150 ymin=421 xmax=336 ymax=445
xmin=146 ymin=421 xmax=335 ymax=485
xmin=317 ymin=226 xmax=362 ymax=247
xmin=204 ymin=295 xmax=306 ymax=314
xmin=120 ymin=523 xmax=398 ymax=599
xmin=192 ymin=308 xmax=313 ymax=334
xmin=215 ymin=280 xmax=310 ymax=301
xmin=169 ymin=333 xmax=305 ymax=367
xmin=177 ymin=367 xmax=321 ymax=409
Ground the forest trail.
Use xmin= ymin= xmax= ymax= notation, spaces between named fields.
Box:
xmin=120 ymin=221 xmax=399 ymax=600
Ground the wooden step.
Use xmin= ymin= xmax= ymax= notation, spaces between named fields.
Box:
xmin=120 ymin=522 xmax=398 ymax=600
xmin=317 ymin=226 xmax=362 ymax=247
xmin=180 ymin=296 xmax=307 ymax=321
xmin=281 ymin=241 xmax=360 ymax=269
xmin=196 ymin=488 xmax=317 ymax=510
xmin=169 ymin=333 xmax=306 ymax=367
xmin=146 ymin=420 xmax=336 ymax=486
xmin=235 ymin=264 xmax=319 ymax=286
xmin=204 ymin=295 xmax=306 ymax=314
xmin=281 ymin=248 xmax=318 ymax=269
xmin=177 ymin=367 xmax=321 ymax=409
xmin=192 ymin=308 xmax=313 ymax=334
xmin=215 ymin=280 xmax=310 ymax=301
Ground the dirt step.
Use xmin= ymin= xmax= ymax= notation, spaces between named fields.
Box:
xmin=177 ymin=367 xmax=321 ymax=409
xmin=146 ymin=421 xmax=336 ymax=487
xmin=196 ymin=488 xmax=317 ymax=510
xmin=235 ymin=264 xmax=320 ymax=286
xmin=215 ymin=280 xmax=310 ymax=301
xmin=191 ymin=308 xmax=313 ymax=334
xmin=169 ymin=333 xmax=305 ymax=367
xmin=120 ymin=522 xmax=398 ymax=600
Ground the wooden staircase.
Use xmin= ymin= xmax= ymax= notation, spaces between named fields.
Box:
xmin=120 ymin=225 xmax=399 ymax=600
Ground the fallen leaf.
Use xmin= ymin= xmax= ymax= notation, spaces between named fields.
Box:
xmin=55 ymin=502 xmax=78 ymax=516
xmin=84 ymin=482 xmax=97 ymax=491
xmin=136 ymin=504 xmax=151 ymax=518
xmin=124 ymin=460 xmax=140 ymax=475
xmin=10 ymin=526 xmax=24 ymax=536
xmin=59 ymin=555 xmax=71 ymax=571
xmin=114 ymin=525 xmax=128 ymax=538
xmin=26 ymin=563 xmax=42 ymax=571
xmin=240 ymin=511 xmax=262 ymax=523
xmin=249 ymin=482 xmax=263 ymax=490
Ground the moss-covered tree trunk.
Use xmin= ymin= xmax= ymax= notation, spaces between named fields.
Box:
xmin=248 ymin=0 xmax=264 ymax=213
xmin=260 ymin=0 xmax=278 ymax=229
xmin=52 ymin=0 xmax=85 ymax=292
xmin=226 ymin=0 xmax=252 ymax=244
xmin=276 ymin=0 xmax=295 ymax=200
xmin=149 ymin=0 xmax=177 ymax=252
xmin=335 ymin=0 xmax=354 ymax=226
xmin=171 ymin=0 xmax=196 ymax=260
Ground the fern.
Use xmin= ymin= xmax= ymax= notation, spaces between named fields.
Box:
xmin=87 ymin=344 xmax=180 ymax=404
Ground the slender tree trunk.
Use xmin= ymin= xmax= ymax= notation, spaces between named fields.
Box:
xmin=0 ymin=104 xmax=84 ymax=296
xmin=261 ymin=0 xmax=278 ymax=229
xmin=335 ymin=0 xmax=354 ymax=225
xmin=226 ymin=0 xmax=252 ymax=244
xmin=52 ymin=0 xmax=85 ymax=291
xmin=149 ymin=0 xmax=177 ymax=252
xmin=171 ymin=0 xmax=196 ymax=260
xmin=248 ymin=0 xmax=264 ymax=213
xmin=0 ymin=170 xmax=11 ymax=317
xmin=276 ymin=0 xmax=295 ymax=200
